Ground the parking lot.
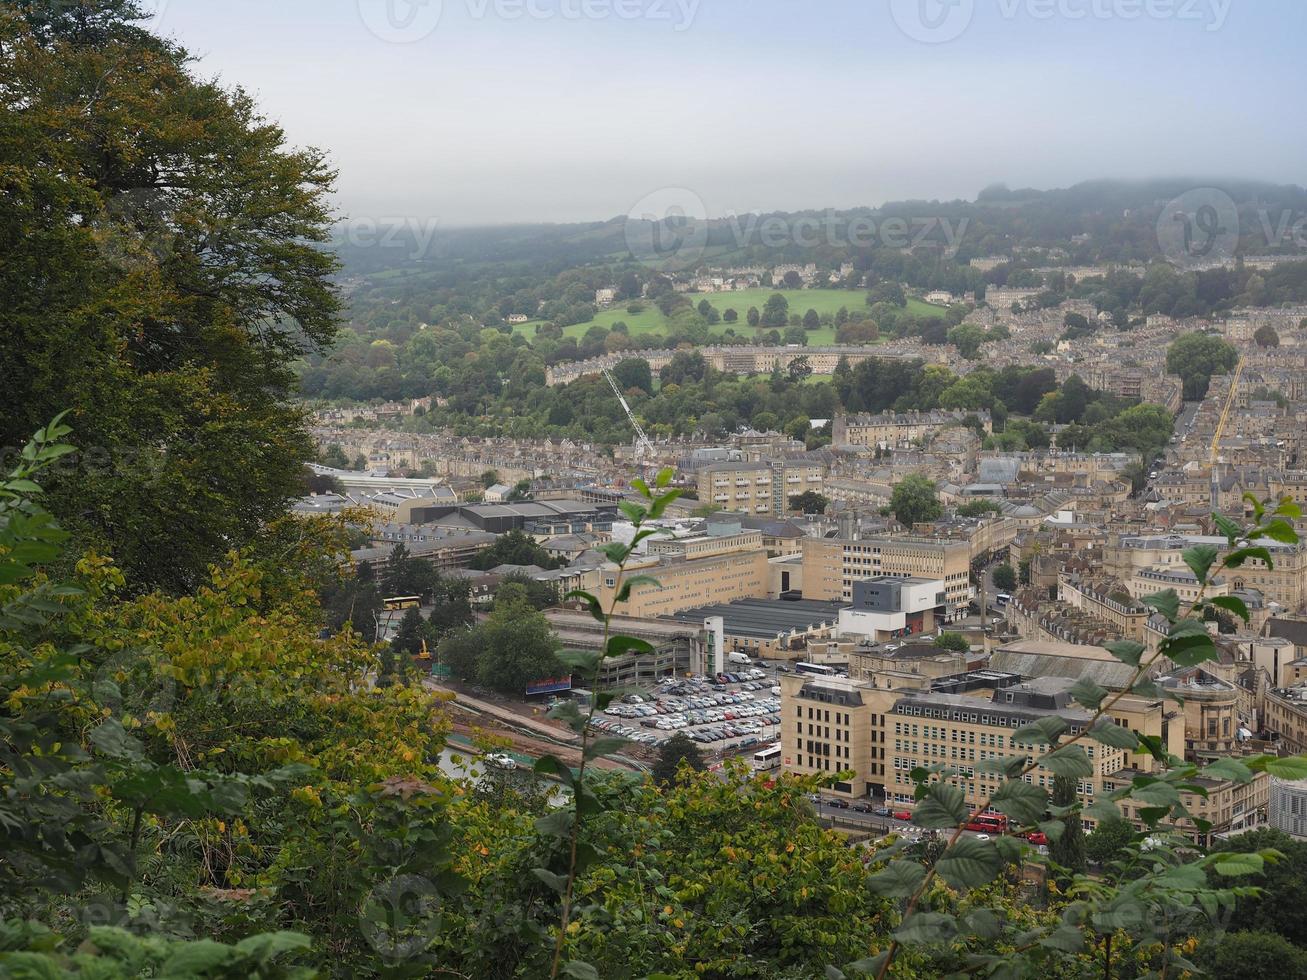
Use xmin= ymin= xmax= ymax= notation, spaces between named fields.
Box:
xmin=588 ymin=666 xmax=781 ymax=754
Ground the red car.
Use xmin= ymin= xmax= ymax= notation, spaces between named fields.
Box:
xmin=1019 ymin=831 xmax=1048 ymax=845
xmin=892 ymin=809 xmax=913 ymax=822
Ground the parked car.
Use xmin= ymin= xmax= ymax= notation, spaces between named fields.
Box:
xmin=851 ymin=801 xmax=875 ymax=813
xmin=892 ymin=810 xmax=912 ymax=821
xmin=873 ymin=806 xmax=891 ymax=817
xmin=826 ymin=798 xmax=850 ymax=809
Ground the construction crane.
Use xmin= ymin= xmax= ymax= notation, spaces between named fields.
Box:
xmin=603 ymin=366 xmax=656 ymax=467
xmin=1210 ymin=356 xmax=1245 ymax=466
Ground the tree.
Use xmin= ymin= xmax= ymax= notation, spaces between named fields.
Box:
xmin=1254 ymin=323 xmax=1280 ymax=348
xmin=481 ymin=469 xmax=501 ymax=488
xmin=787 ymin=355 xmax=813 ymax=381
xmin=1085 ymin=817 xmax=1135 ymax=866
xmin=1193 ymin=931 xmax=1307 ymax=980
xmin=1166 ymin=332 xmax=1238 ymax=400
xmin=1048 ymin=772 xmax=1086 ymax=876
xmin=470 ymin=529 xmax=560 ymax=571
xmin=802 ymin=308 xmax=821 ymax=331
xmin=889 ymin=475 xmax=941 ymax=527
xmin=1208 ymin=828 xmax=1307 ymax=945
xmin=391 ymin=607 xmax=426 ymax=655
xmin=782 ymin=270 xmax=803 ymax=289
xmin=723 ymin=307 xmax=738 ymax=323
xmin=321 ymin=443 xmax=350 ymax=469
xmin=746 ymin=306 xmax=760 ymax=327
xmin=947 ymin=323 xmax=987 ymax=359
xmin=992 ymin=563 xmax=1018 ymax=592
xmin=506 ymin=479 xmax=533 ymax=502
xmin=610 ymin=357 xmax=653 ymax=395
xmin=761 ymin=293 xmax=790 ymax=327
xmin=0 ymin=5 xmax=342 ymax=593
xmin=652 ymin=732 xmax=706 ymax=786
xmin=956 ymin=499 xmax=1002 ymax=518
xmin=789 ymin=491 xmax=829 ymax=514
xmin=935 ymin=632 xmax=970 ymax=652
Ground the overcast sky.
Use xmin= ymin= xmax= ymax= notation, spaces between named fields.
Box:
xmin=145 ymin=0 xmax=1306 ymax=226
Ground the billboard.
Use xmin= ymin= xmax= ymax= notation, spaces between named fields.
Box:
xmin=525 ymin=676 xmax=573 ymax=696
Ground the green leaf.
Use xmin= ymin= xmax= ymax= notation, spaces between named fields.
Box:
xmin=867 ymin=859 xmax=926 ymax=899
xmin=912 ymin=782 xmax=969 ymax=828
xmin=655 ymin=468 xmax=673 ymax=489
xmin=565 ymin=590 xmax=605 ymax=623
xmin=1043 ymin=745 xmax=1093 ymax=779
xmin=1128 ymin=780 xmax=1180 ymax=807
xmin=1225 ymin=546 xmax=1274 ymax=570
xmin=1142 ymin=589 xmax=1180 ymax=621
xmin=606 ymin=635 xmax=655 ymax=658
xmin=936 ymin=836 xmax=1001 ymax=890
xmin=161 ymin=940 xmax=238 ymax=974
xmin=1243 ymin=492 xmax=1266 ymax=521
xmin=584 ymin=737 xmax=627 ymax=760
xmin=1209 ymin=595 xmax=1251 ymax=623
xmin=1211 ymin=852 xmax=1264 ymax=877
xmin=1084 ymin=798 xmax=1121 ymax=823
xmin=976 ymin=755 xmax=1028 ymax=779
xmin=1212 ymin=513 xmax=1243 ymax=543
xmin=531 ymin=867 xmax=568 ymax=893
xmin=563 ymin=961 xmax=600 ymax=980
xmin=894 ymin=912 xmax=957 ymax=944
xmin=1275 ymin=498 xmax=1303 ymax=520
xmin=844 ymin=953 xmax=889 ymax=976
xmin=1182 ymin=544 xmax=1221 ymax=586
xmin=1041 ymin=925 xmax=1086 ymax=954
xmin=1202 ymin=757 xmax=1253 ymax=783
xmin=960 ymin=908 xmax=1002 ymax=940
xmin=1253 ymin=519 xmax=1299 ymax=544
xmin=534 ymin=810 xmax=573 ymax=839
xmin=1103 ymin=639 xmax=1145 ymax=667
xmin=533 ymin=755 xmax=575 ymax=787
xmin=556 ymin=649 xmax=601 ymax=674
xmin=1013 ymin=716 xmax=1068 ymax=747
xmin=616 ymin=574 xmax=660 ymax=602
xmin=232 ymin=932 xmax=311 ymax=962
xmin=1263 ymin=756 xmax=1307 ymax=781
xmin=617 ymin=501 xmax=647 ymax=524
xmin=1068 ymin=678 xmax=1108 ymax=711
xmin=991 ymin=780 xmax=1048 ymax=825
xmin=1087 ymin=719 xmax=1139 ymax=749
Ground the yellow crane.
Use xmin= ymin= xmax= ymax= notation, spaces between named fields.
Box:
xmin=1210 ymin=356 xmax=1245 ymax=466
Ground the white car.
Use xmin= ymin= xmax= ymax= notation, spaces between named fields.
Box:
xmin=484 ymin=753 xmax=517 ymax=770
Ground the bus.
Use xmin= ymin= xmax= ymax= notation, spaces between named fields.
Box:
xmin=994 ymin=593 xmax=1013 ymax=607
xmin=964 ymin=812 xmax=1009 ymax=834
xmin=383 ymin=595 xmax=422 ymax=611
xmin=752 ymin=744 xmax=783 ymax=772
xmin=794 ymin=662 xmax=836 ymax=677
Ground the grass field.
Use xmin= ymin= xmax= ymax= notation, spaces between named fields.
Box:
xmin=510 ymin=289 xmax=945 ymax=347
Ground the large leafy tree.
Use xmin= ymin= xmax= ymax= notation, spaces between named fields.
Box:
xmin=1166 ymin=331 xmax=1238 ymax=399
xmin=0 ymin=0 xmax=340 ymax=592
xmin=889 ymin=474 xmax=941 ymax=528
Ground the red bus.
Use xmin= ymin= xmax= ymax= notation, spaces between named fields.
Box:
xmin=964 ymin=812 xmax=1009 ymax=834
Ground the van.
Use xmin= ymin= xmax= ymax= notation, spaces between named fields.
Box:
xmin=728 ymin=652 xmax=752 ymax=667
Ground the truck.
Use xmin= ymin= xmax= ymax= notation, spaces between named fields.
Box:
xmin=728 ymin=652 xmax=752 ymax=667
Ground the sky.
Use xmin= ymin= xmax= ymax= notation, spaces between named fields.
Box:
xmin=144 ymin=0 xmax=1307 ymax=227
